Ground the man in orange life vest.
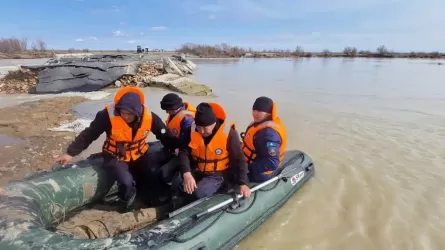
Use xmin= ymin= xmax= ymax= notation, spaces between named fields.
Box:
xmin=54 ymin=87 xmax=176 ymax=211
xmin=241 ymin=96 xmax=287 ymax=182
xmin=157 ymin=93 xmax=196 ymax=183
xmin=173 ymin=102 xmax=251 ymax=200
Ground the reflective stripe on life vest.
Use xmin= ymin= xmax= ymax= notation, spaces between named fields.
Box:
xmin=189 ymin=102 xmax=235 ymax=172
xmin=102 ymin=87 xmax=153 ymax=162
xmin=165 ymin=102 xmax=196 ymax=138
xmin=241 ymin=102 xmax=287 ymax=171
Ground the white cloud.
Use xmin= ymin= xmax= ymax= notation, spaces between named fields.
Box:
xmin=140 ymin=32 xmax=145 ymax=35
xmin=75 ymin=36 xmax=97 ymax=42
xmin=111 ymin=6 xmax=120 ymax=12
xmin=190 ymin=0 xmax=392 ymax=19
xmin=181 ymin=0 xmax=445 ymax=51
xmin=151 ymin=26 xmax=167 ymax=31
xmin=113 ymin=30 xmax=126 ymax=36
xmin=208 ymin=15 xmax=216 ymax=19
xmin=188 ymin=0 xmax=444 ymax=25
xmin=127 ymin=40 xmax=137 ymax=44
xmin=120 ymin=22 xmax=127 ymax=25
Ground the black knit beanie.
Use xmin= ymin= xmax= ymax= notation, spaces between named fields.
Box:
xmin=160 ymin=93 xmax=183 ymax=110
xmin=195 ymin=103 xmax=217 ymax=126
xmin=252 ymin=96 xmax=273 ymax=113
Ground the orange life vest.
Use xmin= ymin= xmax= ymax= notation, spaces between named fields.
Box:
xmin=241 ymin=102 xmax=287 ymax=170
xmin=102 ymin=87 xmax=153 ymax=162
xmin=189 ymin=102 xmax=235 ymax=173
xmin=165 ymin=102 xmax=196 ymax=138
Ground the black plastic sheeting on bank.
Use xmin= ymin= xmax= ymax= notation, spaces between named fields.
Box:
xmin=23 ymin=54 xmax=142 ymax=94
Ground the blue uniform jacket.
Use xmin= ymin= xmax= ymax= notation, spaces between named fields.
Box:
xmin=178 ymin=114 xmax=194 ymax=147
xmin=171 ymin=106 xmax=194 ymax=149
xmin=247 ymin=127 xmax=282 ymax=182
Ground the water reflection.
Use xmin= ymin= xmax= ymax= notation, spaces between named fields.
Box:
xmin=193 ymin=58 xmax=241 ymax=65
xmin=292 ymin=58 xmax=303 ymax=70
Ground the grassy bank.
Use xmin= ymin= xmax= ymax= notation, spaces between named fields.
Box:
xmin=177 ymin=43 xmax=445 ymax=59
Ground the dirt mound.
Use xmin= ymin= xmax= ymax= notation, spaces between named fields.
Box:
xmin=0 ymin=68 xmax=41 ymax=94
xmin=112 ymin=61 xmax=165 ymax=88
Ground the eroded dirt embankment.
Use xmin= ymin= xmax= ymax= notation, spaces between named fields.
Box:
xmin=0 ymin=96 xmax=87 ymax=185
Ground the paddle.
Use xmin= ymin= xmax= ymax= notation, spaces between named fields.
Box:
xmin=167 ymin=152 xmax=310 ymax=243
xmin=193 ymin=152 xmax=306 ymax=220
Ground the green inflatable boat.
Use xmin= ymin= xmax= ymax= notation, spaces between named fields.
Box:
xmin=0 ymin=141 xmax=315 ymax=250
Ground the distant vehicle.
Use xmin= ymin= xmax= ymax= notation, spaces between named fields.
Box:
xmin=136 ymin=45 xmax=142 ymax=53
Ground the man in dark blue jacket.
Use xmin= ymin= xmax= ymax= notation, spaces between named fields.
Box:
xmin=156 ymin=93 xmax=196 ymax=184
xmin=54 ymin=87 xmax=177 ymax=211
xmin=241 ymin=96 xmax=287 ymax=182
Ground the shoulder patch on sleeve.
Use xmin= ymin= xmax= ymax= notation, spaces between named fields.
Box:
xmin=267 ymin=146 xmax=277 ymax=156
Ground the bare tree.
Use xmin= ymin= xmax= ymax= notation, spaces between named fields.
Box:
xmin=20 ymin=38 xmax=28 ymax=51
xmin=376 ymin=45 xmax=388 ymax=55
xmin=0 ymin=37 xmax=50 ymax=54
xmin=294 ymin=46 xmax=304 ymax=56
xmin=322 ymin=49 xmax=331 ymax=57
xmin=37 ymin=39 xmax=47 ymax=51
xmin=30 ymin=41 xmax=38 ymax=51
xmin=0 ymin=38 xmax=25 ymax=53
xmin=343 ymin=46 xmax=358 ymax=56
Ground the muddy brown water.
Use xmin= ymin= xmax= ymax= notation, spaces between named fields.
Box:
xmin=9 ymin=57 xmax=445 ymax=249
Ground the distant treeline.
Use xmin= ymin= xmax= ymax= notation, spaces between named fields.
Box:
xmin=0 ymin=37 xmax=47 ymax=53
xmin=0 ymin=37 xmax=54 ymax=59
xmin=177 ymin=43 xmax=445 ymax=59
xmin=1 ymin=37 xmax=444 ymax=60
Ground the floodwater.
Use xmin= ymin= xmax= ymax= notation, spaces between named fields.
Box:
xmin=0 ymin=58 xmax=50 ymax=67
xmin=51 ymin=57 xmax=445 ymax=249
xmin=0 ymin=134 xmax=24 ymax=146
xmin=192 ymin=58 xmax=445 ymax=250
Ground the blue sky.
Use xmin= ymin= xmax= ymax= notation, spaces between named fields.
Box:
xmin=0 ymin=0 xmax=442 ymax=52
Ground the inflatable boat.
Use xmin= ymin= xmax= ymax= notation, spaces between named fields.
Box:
xmin=0 ymin=141 xmax=315 ymax=250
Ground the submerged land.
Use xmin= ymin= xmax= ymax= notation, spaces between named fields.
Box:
xmin=0 ymin=97 xmax=87 ymax=185
xmin=1 ymin=37 xmax=444 ymax=60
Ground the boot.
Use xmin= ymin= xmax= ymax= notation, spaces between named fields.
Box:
xmin=118 ymin=191 xmax=136 ymax=213
xmin=171 ymin=195 xmax=185 ymax=211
